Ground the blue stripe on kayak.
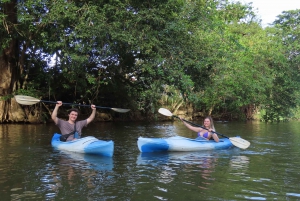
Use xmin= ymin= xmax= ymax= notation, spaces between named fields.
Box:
xmin=83 ymin=140 xmax=114 ymax=157
xmin=140 ymin=138 xmax=169 ymax=152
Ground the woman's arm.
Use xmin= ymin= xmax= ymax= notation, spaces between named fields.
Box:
xmin=182 ymin=120 xmax=202 ymax=133
xmin=211 ymin=132 xmax=219 ymax=142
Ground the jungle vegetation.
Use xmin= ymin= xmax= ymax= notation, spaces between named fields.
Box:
xmin=1 ymin=0 xmax=300 ymax=123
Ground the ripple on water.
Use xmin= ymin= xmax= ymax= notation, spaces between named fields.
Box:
xmin=286 ymin=193 xmax=300 ymax=198
xmin=11 ymin=191 xmax=43 ymax=200
xmin=1 ymin=121 xmax=300 ymax=200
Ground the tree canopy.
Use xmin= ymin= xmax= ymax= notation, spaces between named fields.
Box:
xmin=1 ymin=0 xmax=300 ymax=122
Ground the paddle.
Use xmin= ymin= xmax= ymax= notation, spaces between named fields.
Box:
xmin=158 ymin=108 xmax=250 ymax=149
xmin=14 ymin=95 xmax=130 ymax=113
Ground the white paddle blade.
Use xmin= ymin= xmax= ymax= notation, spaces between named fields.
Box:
xmin=229 ymin=137 xmax=250 ymax=149
xmin=158 ymin=108 xmax=173 ymax=117
xmin=14 ymin=95 xmax=41 ymax=105
xmin=111 ymin=108 xmax=130 ymax=113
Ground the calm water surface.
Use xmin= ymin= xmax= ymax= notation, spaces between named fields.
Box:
xmin=0 ymin=120 xmax=300 ymax=201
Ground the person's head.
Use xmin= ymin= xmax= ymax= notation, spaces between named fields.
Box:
xmin=203 ymin=116 xmax=215 ymax=131
xmin=68 ymin=108 xmax=79 ymax=122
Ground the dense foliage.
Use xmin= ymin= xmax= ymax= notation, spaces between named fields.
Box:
xmin=1 ymin=0 xmax=300 ymax=122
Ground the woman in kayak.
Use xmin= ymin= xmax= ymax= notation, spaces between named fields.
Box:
xmin=181 ymin=116 xmax=219 ymax=142
xmin=51 ymin=101 xmax=96 ymax=141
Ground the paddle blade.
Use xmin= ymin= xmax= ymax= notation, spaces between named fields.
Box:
xmin=111 ymin=108 xmax=130 ymax=113
xmin=158 ymin=108 xmax=173 ymax=117
xmin=14 ymin=95 xmax=41 ymax=105
xmin=229 ymin=137 xmax=250 ymax=149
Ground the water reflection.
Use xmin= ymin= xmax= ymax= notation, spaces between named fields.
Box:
xmin=229 ymin=155 xmax=250 ymax=171
xmin=136 ymin=151 xmax=220 ymax=185
xmin=10 ymin=190 xmax=43 ymax=200
xmin=39 ymin=151 xmax=114 ymax=200
xmin=57 ymin=150 xmax=114 ymax=171
xmin=137 ymin=149 xmax=247 ymax=168
xmin=136 ymin=149 xmax=252 ymax=191
xmin=2 ymin=121 xmax=300 ymax=200
xmin=286 ymin=193 xmax=300 ymax=199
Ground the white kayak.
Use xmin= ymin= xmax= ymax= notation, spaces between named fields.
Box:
xmin=51 ymin=133 xmax=114 ymax=157
xmin=137 ymin=136 xmax=233 ymax=152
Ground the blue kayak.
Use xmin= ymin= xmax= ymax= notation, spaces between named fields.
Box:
xmin=137 ymin=136 xmax=233 ymax=152
xmin=51 ymin=133 xmax=114 ymax=157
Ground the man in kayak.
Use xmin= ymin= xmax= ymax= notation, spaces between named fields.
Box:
xmin=181 ymin=116 xmax=219 ymax=142
xmin=51 ymin=101 xmax=96 ymax=141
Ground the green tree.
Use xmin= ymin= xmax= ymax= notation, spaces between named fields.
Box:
xmin=1 ymin=0 xmax=297 ymax=123
xmin=0 ymin=0 xmax=205 ymax=121
xmin=263 ymin=9 xmax=300 ymax=121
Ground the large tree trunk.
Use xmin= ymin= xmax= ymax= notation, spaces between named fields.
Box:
xmin=242 ymin=104 xmax=256 ymax=120
xmin=0 ymin=1 xmax=33 ymax=123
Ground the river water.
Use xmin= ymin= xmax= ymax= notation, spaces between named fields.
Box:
xmin=0 ymin=120 xmax=300 ymax=201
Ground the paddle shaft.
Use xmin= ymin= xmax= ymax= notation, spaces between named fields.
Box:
xmin=14 ymin=95 xmax=130 ymax=113
xmin=37 ymin=100 xmax=114 ymax=110
xmin=172 ymin=115 xmax=229 ymax=139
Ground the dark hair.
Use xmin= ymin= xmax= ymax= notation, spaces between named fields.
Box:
xmin=68 ymin=108 xmax=80 ymax=115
